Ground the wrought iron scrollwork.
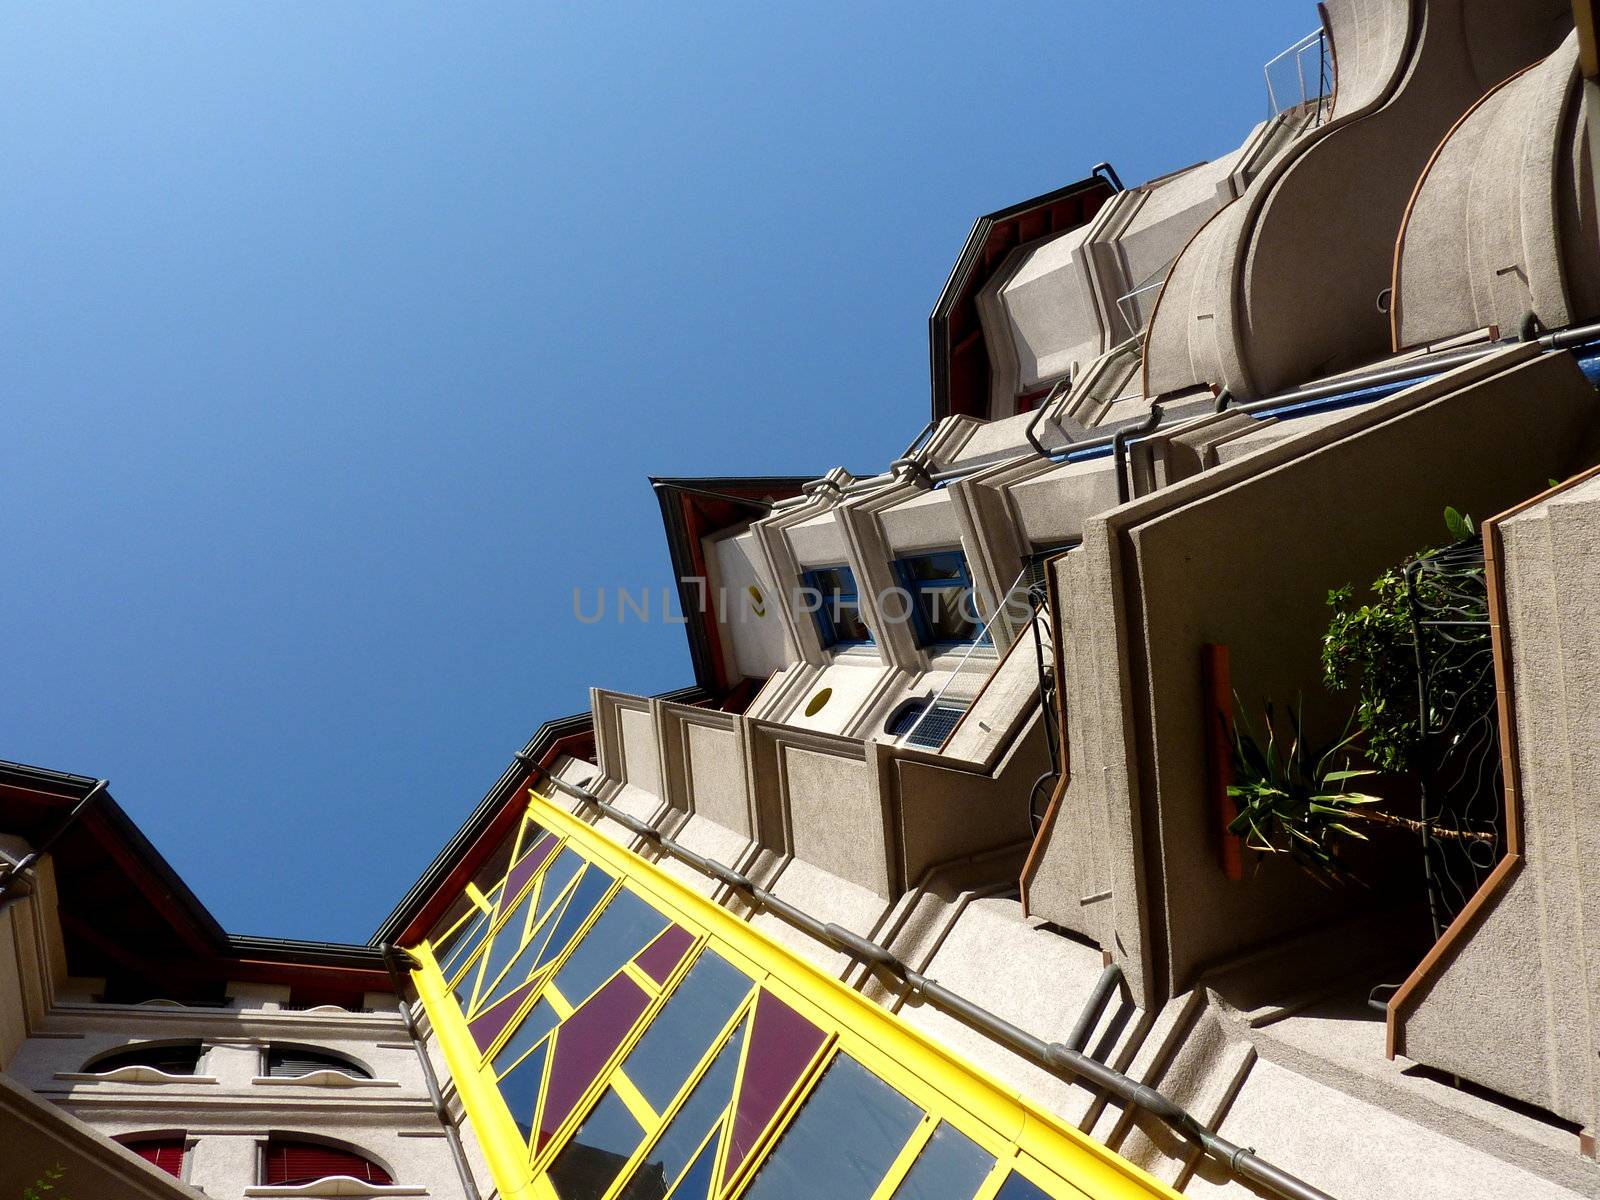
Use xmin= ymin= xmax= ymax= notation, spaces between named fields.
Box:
xmin=1406 ymin=536 xmax=1503 ymax=939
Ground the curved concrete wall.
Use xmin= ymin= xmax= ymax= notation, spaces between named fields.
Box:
xmin=1393 ymin=33 xmax=1587 ymax=347
xmin=1144 ymin=0 xmax=1572 ymax=401
xmin=975 ymin=116 xmax=1306 ymax=415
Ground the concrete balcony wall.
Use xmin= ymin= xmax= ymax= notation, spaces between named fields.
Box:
xmin=1394 ymin=32 xmax=1588 ymax=347
xmin=1390 ymin=472 xmax=1600 ymax=1134
xmin=1023 ymin=346 xmax=1600 ymax=1009
xmin=1144 ymin=0 xmax=1573 ymax=401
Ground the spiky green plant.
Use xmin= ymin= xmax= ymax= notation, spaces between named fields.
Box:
xmin=1227 ymin=701 xmax=1383 ymax=881
xmin=21 ymin=1164 xmax=70 ymax=1200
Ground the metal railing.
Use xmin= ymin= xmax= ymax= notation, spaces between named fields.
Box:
xmin=1114 ymin=257 xmax=1177 ymax=335
xmin=527 ymin=767 xmax=1337 ymax=1200
xmin=1265 ymin=28 xmax=1331 ymax=124
xmin=1406 ymin=536 xmax=1504 ymax=939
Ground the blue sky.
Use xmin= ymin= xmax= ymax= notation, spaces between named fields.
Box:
xmin=0 ymin=3 xmax=1311 ymax=942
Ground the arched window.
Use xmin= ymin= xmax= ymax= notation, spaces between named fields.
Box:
xmin=264 ymin=1045 xmax=372 ymax=1079
xmin=83 ymin=1041 xmax=203 ymax=1076
xmin=116 ymin=1134 xmax=187 ymax=1178
xmin=262 ymin=1138 xmax=393 ymax=1187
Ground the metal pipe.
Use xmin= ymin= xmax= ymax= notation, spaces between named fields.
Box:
xmin=1091 ymin=161 xmax=1126 ymax=192
xmin=530 ymin=770 xmax=1337 ymax=1200
xmin=0 ymin=779 xmax=107 ymax=914
xmin=1112 ymin=403 xmax=1163 ymax=505
xmin=382 ymin=943 xmax=483 ymax=1200
xmin=1066 ymin=964 xmax=1125 ymax=1052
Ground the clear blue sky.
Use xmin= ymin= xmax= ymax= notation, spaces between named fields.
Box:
xmin=0 ymin=3 xmax=1311 ymax=942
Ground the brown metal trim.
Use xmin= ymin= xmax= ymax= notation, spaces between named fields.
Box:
xmin=1385 ymin=462 xmax=1600 ymax=1058
xmin=1201 ymin=644 xmax=1243 ymax=881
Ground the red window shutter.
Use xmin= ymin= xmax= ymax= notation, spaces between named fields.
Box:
xmin=264 ymin=1140 xmax=393 ymax=1186
xmin=121 ymin=1137 xmax=186 ymax=1177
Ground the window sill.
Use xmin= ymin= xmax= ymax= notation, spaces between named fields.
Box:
xmin=55 ymin=1068 xmax=219 ymax=1085
xmin=252 ymin=1073 xmax=400 ymax=1089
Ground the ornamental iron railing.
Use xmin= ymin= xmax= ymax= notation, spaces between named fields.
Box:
xmin=1406 ymin=536 xmax=1504 ymax=940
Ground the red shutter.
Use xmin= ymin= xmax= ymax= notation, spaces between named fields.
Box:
xmin=263 ymin=1141 xmax=393 ymax=1186
xmin=120 ymin=1137 xmax=186 ymax=1177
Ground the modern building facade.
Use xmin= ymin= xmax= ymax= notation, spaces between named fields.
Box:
xmin=8 ymin=2 xmax=1600 ymax=1198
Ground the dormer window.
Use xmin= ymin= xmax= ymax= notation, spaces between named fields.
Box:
xmin=892 ymin=551 xmax=983 ymax=648
xmin=802 ymin=565 xmax=872 ymax=648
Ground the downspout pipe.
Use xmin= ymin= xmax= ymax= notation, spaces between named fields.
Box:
xmin=0 ymin=778 xmax=107 ymax=915
xmin=1112 ymin=403 xmax=1163 ymax=505
xmin=530 ymin=770 xmax=1336 ymax=1200
xmin=382 ymin=943 xmax=483 ymax=1200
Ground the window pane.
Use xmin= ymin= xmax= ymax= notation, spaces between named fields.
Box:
xmin=533 ymin=864 xmax=617 ymax=977
xmin=621 ymin=951 xmax=750 ymax=1111
xmin=811 ymin=566 xmax=856 ymax=597
xmin=903 ymin=552 xmax=966 ymax=583
xmin=992 ymin=1173 xmax=1053 ymax=1200
xmin=550 ymin=888 xmax=668 ymax=1008
xmin=832 ymin=600 xmax=870 ymax=643
xmin=890 ymin=1123 xmax=995 ymax=1200
xmin=916 ymin=587 xmax=978 ymax=643
xmin=493 ymin=998 xmax=561 ymax=1077
xmin=616 ymin=1024 xmax=746 ymax=1200
xmin=438 ymin=909 xmax=490 ymax=982
xmin=740 ymin=1055 xmax=922 ymax=1200
xmin=547 ymin=1088 xmax=645 ymax=1200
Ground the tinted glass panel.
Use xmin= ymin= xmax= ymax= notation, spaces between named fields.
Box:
xmin=534 ymin=865 xmax=616 ymax=977
xmin=439 ymin=909 xmax=490 ymax=982
xmin=662 ymin=1132 xmax=717 ymax=1200
xmin=620 ymin=951 xmax=750 ymax=1110
xmin=992 ymin=1173 xmax=1053 ymax=1200
xmin=538 ymin=974 xmax=652 ymax=1151
xmin=890 ymin=1122 xmax=995 ymax=1200
xmin=616 ymin=1025 xmax=745 ymax=1200
xmin=547 ymin=1088 xmax=645 ymax=1200
xmin=497 ymin=1038 xmax=550 ymax=1141
xmin=740 ymin=1055 xmax=921 ymax=1200
xmin=470 ymin=886 xmax=539 ymax=1009
xmin=550 ymin=887 xmax=668 ymax=1007
xmin=493 ymin=998 xmax=560 ymax=1077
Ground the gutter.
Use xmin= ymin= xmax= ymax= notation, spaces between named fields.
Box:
xmin=382 ymin=943 xmax=482 ymax=1200
xmin=530 ymin=768 xmax=1338 ymax=1200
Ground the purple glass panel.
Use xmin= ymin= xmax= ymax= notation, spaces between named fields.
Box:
xmin=633 ymin=924 xmax=694 ymax=985
xmin=498 ymin=832 xmax=559 ymax=913
xmin=536 ymin=972 xmax=652 ymax=1153
xmin=468 ymin=979 xmax=539 ymax=1053
xmin=721 ymin=989 xmax=828 ymax=1188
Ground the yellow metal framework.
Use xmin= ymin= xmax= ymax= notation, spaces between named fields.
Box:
xmin=408 ymin=789 xmax=1178 ymax=1200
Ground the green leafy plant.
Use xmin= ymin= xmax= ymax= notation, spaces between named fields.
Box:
xmin=1226 ymin=700 xmax=1383 ymax=880
xmin=1320 ymin=507 xmax=1478 ymax=773
xmin=21 ymin=1165 xmax=70 ymax=1200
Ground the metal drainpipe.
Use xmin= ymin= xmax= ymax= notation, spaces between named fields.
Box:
xmin=0 ymin=779 xmax=108 ymax=916
xmin=1112 ymin=403 xmax=1164 ymax=505
xmin=381 ymin=943 xmax=483 ymax=1200
xmin=530 ymin=770 xmax=1337 ymax=1200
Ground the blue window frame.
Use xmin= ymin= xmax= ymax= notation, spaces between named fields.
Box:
xmin=803 ymin=565 xmax=872 ymax=649
xmin=891 ymin=550 xmax=983 ymax=649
